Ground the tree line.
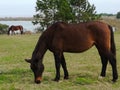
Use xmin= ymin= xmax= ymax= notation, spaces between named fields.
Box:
xmin=116 ymin=12 xmax=120 ymax=19
xmin=32 ymin=0 xmax=101 ymax=31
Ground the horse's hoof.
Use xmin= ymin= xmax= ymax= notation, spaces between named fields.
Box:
xmin=98 ymin=76 xmax=105 ymax=80
xmin=112 ymin=75 xmax=118 ymax=82
xmin=52 ymin=78 xmax=59 ymax=82
xmin=35 ymin=80 xmax=41 ymax=84
xmin=64 ymin=76 xmax=69 ymax=80
xmin=112 ymin=79 xmax=117 ymax=82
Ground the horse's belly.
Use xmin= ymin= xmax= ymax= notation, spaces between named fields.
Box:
xmin=49 ymin=42 xmax=91 ymax=53
xmin=50 ymin=34 xmax=94 ymax=53
xmin=63 ymin=41 xmax=94 ymax=53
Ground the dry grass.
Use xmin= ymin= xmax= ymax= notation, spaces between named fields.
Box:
xmin=101 ymin=16 xmax=120 ymax=31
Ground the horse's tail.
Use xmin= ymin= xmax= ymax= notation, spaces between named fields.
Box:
xmin=20 ymin=25 xmax=23 ymax=34
xmin=108 ymin=25 xmax=116 ymax=56
xmin=21 ymin=30 xmax=23 ymax=34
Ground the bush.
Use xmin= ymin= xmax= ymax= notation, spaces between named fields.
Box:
xmin=0 ymin=23 xmax=9 ymax=34
xmin=116 ymin=12 xmax=120 ymax=19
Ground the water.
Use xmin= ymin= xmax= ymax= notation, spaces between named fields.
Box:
xmin=0 ymin=21 xmax=39 ymax=32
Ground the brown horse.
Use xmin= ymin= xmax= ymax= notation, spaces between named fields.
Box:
xmin=8 ymin=25 xmax=23 ymax=35
xmin=25 ymin=21 xmax=118 ymax=84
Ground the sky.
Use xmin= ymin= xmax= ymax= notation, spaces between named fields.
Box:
xmin=0 ymin=0 xmax=120 ymax=17
xmin=0 ymin=0 xmax=36 ymax=17
xmin=89 ymin=0 xmax=120 ymax=14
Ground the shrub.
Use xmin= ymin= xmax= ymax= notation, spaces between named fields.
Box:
xmin=0 ymin=23 xmax=9 ymax=34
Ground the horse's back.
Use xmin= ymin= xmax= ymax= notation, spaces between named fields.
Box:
xmin=46 ymin=22 xmax=94 ymax=52
xmin=43 ymin=21 xmax=111 ymax=52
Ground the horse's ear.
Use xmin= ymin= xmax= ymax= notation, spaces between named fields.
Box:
xmin=25 ymin=59 xmax=31 ymax=63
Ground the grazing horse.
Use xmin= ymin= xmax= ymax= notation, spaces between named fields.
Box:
xmin=8 ymin=25 xmax=23 ymax=35
xmin=25 ymin=21 xmax=118 ymax=84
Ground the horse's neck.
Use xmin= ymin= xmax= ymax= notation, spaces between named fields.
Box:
xmin=32 ymin=39 xmax=47 ymax=61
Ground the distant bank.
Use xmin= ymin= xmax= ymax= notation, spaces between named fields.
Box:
xmin=0 ymin=17 xmax=34 ymax=21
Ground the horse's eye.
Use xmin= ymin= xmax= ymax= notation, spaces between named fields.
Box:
xmin=30 ymin=65 xmax=33 ymax=70
xmin=30 ymin=63 xmax=37 ymax=70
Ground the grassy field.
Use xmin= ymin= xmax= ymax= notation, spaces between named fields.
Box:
xmin=0 ymin=31 xmax=120 ymax=90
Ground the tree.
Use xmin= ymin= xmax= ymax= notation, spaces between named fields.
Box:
xmin=33 ymin=0 xmax=55 ymax=30
xmin=116 ymin=11 xmax=120 ymax=19
xmin=33 ymin=0 xmax=100 ymax=31
xmin=33 ymin=0 xmax=74 ymax=31
xmin=70 ymin=0 xmax=101 ymax=22
xmin=54 ymin=0 xmax=74 ymax=22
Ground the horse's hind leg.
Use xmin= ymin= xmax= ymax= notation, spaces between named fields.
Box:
xmin=97 ymin=48 xmax=118 ymax=81
xmin=96 ymin=46 xmax=108 ymax=78
xmin=61 ymin=54 xmax=69 ymax=79
xmin=100 ymin=55 xmax=108 ymax=77
xmin=96 ymin=44 xmax=118 ymax=82
xmin=107 ymin=53 xmax=118 ymax=82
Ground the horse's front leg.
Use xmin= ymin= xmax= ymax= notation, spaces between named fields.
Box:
xmin=53 ymin=53 xmax=61 ymax=82
xmin=61 ymin=54 xmax=69 ymax=79
xmin=12 ymin=31 xmax=15 ymax=35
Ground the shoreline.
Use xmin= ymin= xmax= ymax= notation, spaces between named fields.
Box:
xmin=0 ymin=17 xmax=34 ymax=21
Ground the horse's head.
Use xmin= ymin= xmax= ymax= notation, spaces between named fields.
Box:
xmin=25 ymin=58 xmax=44 ymax=84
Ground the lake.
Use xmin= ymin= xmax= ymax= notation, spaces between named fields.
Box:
xmin=0 ymin=21 xmax=39 ymax=32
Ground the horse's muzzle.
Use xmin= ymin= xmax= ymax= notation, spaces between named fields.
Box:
xmin=35 ymin=80 xmax=41 ymax=84
xmin=35 ymin=77 xmax=42 ymax=84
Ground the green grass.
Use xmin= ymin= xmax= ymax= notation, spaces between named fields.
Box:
xmin=0 ymin=32 xmax=120 ymax=90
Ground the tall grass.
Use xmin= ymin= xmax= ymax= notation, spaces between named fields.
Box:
xmin=0 ymin=32 xmax=120 ymax=90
